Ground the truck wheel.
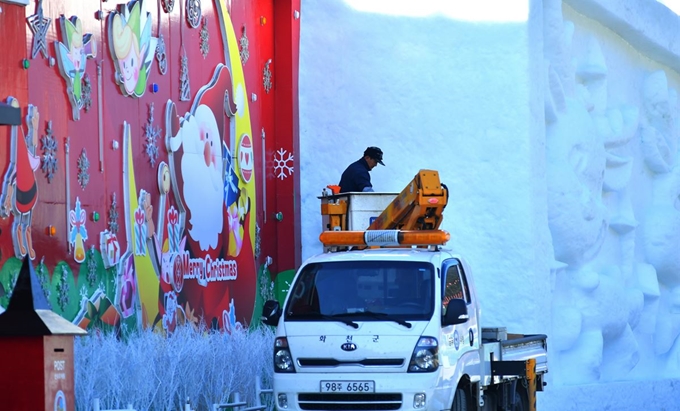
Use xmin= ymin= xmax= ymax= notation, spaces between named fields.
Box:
xmin=511 ymin=384 xmax=528 ymax=411
xmin=452 ymin=387 xmax=468 ymax=411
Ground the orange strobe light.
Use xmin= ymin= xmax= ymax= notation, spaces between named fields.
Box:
xmin=319 ymin=230 xmax=450 ymax=247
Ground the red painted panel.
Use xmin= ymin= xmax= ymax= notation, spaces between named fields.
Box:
xmin=273 ymin=0 xmax=301 ymax=273
xmin=0 ymin=2 xmax=29 ymax=267
xmin=1 ymin=337 xmax=44 ymax=410
xmin=0 ymin=0 xmax=299 ymax=330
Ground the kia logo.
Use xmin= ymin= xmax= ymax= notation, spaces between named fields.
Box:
xmin=341 ymin=343 xmax=357 ymax=351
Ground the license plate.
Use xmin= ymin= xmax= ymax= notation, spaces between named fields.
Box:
xmin=320 ymin=381 xmax=375 ymax=393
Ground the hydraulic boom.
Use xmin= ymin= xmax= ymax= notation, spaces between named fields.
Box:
xmin=368 ymin=169 xmax=447 ymax=230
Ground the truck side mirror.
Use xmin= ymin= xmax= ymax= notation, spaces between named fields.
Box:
xmin=442 ymin=298 xmax=469 ymax=326
xmin=261 ymin=300 xmax=281 ymax=326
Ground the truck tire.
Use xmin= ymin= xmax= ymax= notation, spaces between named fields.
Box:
xmin=511 ymin=384 xmax=528 ymax=411
xmin=452 ymin=387 xmax=468 ymax=411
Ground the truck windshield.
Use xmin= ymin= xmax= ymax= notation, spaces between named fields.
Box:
xmin=285 ymin=261 xmax=435 ymax=322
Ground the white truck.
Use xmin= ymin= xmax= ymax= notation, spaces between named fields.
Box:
xmin=261 ymin=170 xmax=548 ymax=411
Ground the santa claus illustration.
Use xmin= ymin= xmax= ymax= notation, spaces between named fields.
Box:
xmin=1 ymin=102 xmax=41 ymax=260
xmin=166 ymin=64 xmax=237 ymax=254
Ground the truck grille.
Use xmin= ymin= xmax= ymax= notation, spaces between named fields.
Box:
xmin=298 ymin=358 xmax=404 ymax=367
xmin=298 ymin=393 xmax=402 ymax=410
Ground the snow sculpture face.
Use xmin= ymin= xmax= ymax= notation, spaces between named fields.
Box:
xmin=642 ymin=165 xmax=680 ymax=288
xmin=640 ymin=71 xmax=680 ymax=288
xmin=181 ymin=104 xmax=224 ymax=251
xmin=547 ymin=98 xmax=607 ymax=266
xmin=641 ymin=71 xmax=679 ymax=174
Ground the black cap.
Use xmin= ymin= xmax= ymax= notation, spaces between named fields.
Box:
xmin=364 ymin=146 xmax=384 ymax=166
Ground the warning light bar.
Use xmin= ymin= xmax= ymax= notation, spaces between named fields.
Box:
xmin=319 ymin=230 xmax=450 ymax=247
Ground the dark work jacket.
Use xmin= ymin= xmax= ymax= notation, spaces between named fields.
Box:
xmin=339 ymin=158 xmax=372 ymax=193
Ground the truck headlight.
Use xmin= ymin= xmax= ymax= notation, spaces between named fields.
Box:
xmin=408 ymin=337 xmax=439 ymax=372
xmin=274 ymin=337 xmax=296 ymax=373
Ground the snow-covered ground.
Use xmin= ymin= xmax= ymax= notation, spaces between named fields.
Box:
xmin=299 ymin=0 xmax=680 ymax=409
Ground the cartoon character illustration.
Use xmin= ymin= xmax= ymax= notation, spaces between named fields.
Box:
xmin=142 ymin=189 xmax=155 ymax=237
xmin=163 ymin=63 xmax=259 ymax=331
xmin=69 ymin=197 xmax=88 ymax=263
xmin=154 ymin=233 xmax=186 ymax=288
xmin=227 ymin=187 xmax=250 ymax=257
xmin=222 ymin=299 xmax=243 ymax=335
xmin=118 ymin=254 xmax=137 ymax=318
xmin=153 ymin=208 xmax=187 ymax=331
xmin=0 ymin=101 xmax=41 ymax=260
xmin=54 ymin=16 xmax=97 ymax=121
xmin=133 ymin=189 xmax=155 ymax=256
xmin=162 ymin=291 xmax=185 ymax=334
xmin=166 ymin=64 xmax=238 ymax=253
xmin=99 ymin=230 xmax=121 ymax=268
xmin=109 ymin=0 xmax=157 ymax=97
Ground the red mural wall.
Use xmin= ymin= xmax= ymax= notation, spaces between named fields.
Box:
xmin=0 ymin=0 xmax=300 ymax=334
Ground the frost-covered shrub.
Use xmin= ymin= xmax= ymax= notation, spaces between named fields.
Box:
xmin=74 ymin=325 xmax=274 ymax=411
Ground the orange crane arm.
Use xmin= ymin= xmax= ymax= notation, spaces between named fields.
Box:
xmin=368 ymin=170 xmax=447 ymax=231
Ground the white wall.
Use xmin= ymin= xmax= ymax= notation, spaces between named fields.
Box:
xmin=299 ymin=0 xmax=680 ymax=409
xmin=299 ymin=0 xmax=552 ymax=333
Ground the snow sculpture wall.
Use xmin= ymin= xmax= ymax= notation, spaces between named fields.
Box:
xmin=545 ymin=0 xmax=680 ymax=390
xmin=299 ymin=0 xmax=680 ymax=408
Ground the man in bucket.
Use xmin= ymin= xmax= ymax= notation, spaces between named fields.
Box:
xmin=338 ymin=146 xmax=385 ymax=193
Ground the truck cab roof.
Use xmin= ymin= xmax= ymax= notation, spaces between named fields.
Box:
xmin=303 ymin=247 xmax=462 ymax=266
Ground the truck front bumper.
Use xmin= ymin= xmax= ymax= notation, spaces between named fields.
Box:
xmin=272 ymin=372 xmax=452 ymax=411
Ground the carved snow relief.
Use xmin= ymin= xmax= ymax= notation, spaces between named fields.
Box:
xmin=640 ymin=71 xmax=678 ymax=174
xmin=542 ymin=4 xmax=659 ymax=385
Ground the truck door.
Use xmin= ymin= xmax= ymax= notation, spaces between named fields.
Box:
xmin=439 ymin=259 xmax=479 ymax=371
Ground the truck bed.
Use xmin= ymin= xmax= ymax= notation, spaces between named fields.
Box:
xmin=480 ymin=329 xmax=548 ymax=387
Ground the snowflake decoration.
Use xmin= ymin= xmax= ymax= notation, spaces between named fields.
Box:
xmin=77 ymin=148 xmax=90 ymax=190
xmin=179 ymin=51 xmax=191 ymax=101
xmin=274 ymin=147 xmax=294 ymax=180
xmin=200 ymin=18 xmax=209 ymax=58
xmin=259 ymin=267 xmax=275 ymax=302
xmin=86 ymin=245 xmax=97 ymax=286
xmin=79 ymin=284 xmax=88 ymax=302
xmin=82 ymin=73 xmax=92 ymax=112
xmin=143 ymin=103 xmax=161 ymax=167
xmin=27 ymin=0 xmax=52 ymax=59
xmin=108 ymin=193 xmax=119 ymax=234
xmin=263 ymin=59 xmax=273 ymax=94
xmin=156 ymin=34 xmax=168 ymax=75
xmin=186 ymin=0 xmax=201 ymax=28
xmin=162 ymin=0 xmax=175 ymax=13
xmin=57 ymin=265 xmax=70 ymax=311
xmin=254 ymin=223 xmax=261 ymax=261
xmin=36 ymin=257 xmax=51 ymax=302
xmin=40 ymin=120 xmax=58 ymax=183
xmin=239 ymin=25 xmax=249 ymax=65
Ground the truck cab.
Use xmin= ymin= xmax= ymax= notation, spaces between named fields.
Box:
xmin=262 ymin=171 xmax=548 ymax=411
xmin=262 ymin=247 xmax=484 ymax=411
